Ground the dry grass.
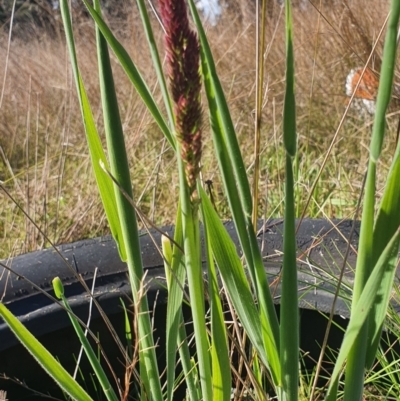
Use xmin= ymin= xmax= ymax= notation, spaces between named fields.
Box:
xmin=0 ymin=0 xmax=399 ymax=259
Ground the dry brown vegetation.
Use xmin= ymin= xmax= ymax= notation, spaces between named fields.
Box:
xmin=0 ymin=0 xmax=399 ymax=259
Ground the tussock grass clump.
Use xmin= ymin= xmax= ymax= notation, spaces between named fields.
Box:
xmin=0 ymin=1 xmax=399 ymax=400
xmin=0 ymin=0 xmax=398 ymax=259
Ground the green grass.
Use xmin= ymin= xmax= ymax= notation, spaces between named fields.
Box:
xmin=1 ymin=3 xmax=400 ymax=398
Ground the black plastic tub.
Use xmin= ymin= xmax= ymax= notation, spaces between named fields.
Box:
xmin=0 ymin=219 xmax=368 ymax=399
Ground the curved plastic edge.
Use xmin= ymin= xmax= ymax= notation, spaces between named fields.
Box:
xmin=0 ymin=219 xmax=361 ymax=352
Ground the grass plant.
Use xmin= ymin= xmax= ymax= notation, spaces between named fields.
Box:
xmin=0 ymin=0 xmax=400 ymax=400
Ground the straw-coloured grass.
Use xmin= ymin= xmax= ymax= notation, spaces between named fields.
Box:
xmin=0 ymin=0 xmax=399 ymax=259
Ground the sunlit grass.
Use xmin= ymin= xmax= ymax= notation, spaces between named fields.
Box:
xmin=1 ymin=0 xmax=398 ymax=260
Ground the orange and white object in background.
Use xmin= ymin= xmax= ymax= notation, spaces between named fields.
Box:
xmin=345 ymin=67 xmax=379 ymax=115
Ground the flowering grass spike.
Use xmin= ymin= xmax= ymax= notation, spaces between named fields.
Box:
xmin=159 ymin=0 xmax=202 ymax=201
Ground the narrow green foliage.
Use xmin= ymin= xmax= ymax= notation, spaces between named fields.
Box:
xmin=61 ymin=0 xmax=163 ymax=399
xmin=280 ymin=155 xmax=299 ymax=399
xmin=283 ymin=0 xmax=297 ymax=158
xmin=94 ymin=5 xmax=163 ymax=399
xmin=163 ymin=210 xmax=188 ymax=401
xmin=15 ymin=1 xmax=398 ymax=401
xmin=187 ymin=0 xmax=253 ymax=217
xmin=51 ymin=278 xmax=119 ymax=401
xmin=201 ymin=198 xmax=231 ymax=401
xmin=80 ymin=0 xmax=175 ymax=149
xmin=59 ymin=0 xmax=126 ymax=262
xmin=0 ymin=303 xmax=93 ymax=401
xmin=119 ymin=298 xmax=132 ymax=359
xmin=325 ymin=228 xmax=400 ymax=401
xmin=200 ymin=187 xmax=279 ymax=382
xmin=366 ymin=151 xmax=400 ymax=365
xmin=162 ymin=213 xmax=199 ymax=401
xmin=365 ymin=0 xmax=400 ymax=366
xmin=135 ymin=0 xmax=175 ymax=128
xmin=180 ymin=201 xmax=212 ymax=401
xmin=187 ymin=4 xmax=281 ymax=389
xmin=370 ymin=0 xmax=400 ymax=162
xmin=341 ymin=1 xmax=400 ymax=399
xmin=280 ymin=1 xmax=299 ymax=399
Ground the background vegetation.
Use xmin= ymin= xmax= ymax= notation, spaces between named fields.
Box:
xmin=0 ymin=1 xmax=400 ymax=400
xmin=0 ymin=0 xmax=399 ymax=259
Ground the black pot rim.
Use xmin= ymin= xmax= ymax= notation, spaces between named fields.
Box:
xmin=0 ymin=218 xmax=365 ymax=352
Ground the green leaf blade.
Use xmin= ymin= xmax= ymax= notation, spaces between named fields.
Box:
xmin=200 ymin=187 xmax=281 ymax=386
xmin=60 ymin=0 xmax=126 ymax=261
xmin=0 ymin=303 xmax=94 ymax=401
xmin=325 ymin=227 xmax=400 ymax=401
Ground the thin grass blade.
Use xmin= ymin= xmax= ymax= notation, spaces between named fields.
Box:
xmin=343 ymin=2 xmax=400 ymax=398
xmin=186 ymin=0 xmax=255 ymax=283
xmin=135 ymin=0 xmax=175 ymax=128
xmin=180 ymin=196 xmax=212 ymax=401
xmin=279 ymin=1 xmax=299 ymax=399
xmin=200 ymin=187 xmax=279 ymax=382
xmin=325 ymin=227 xmax=400 ymax=401
xmin=60 ymin=0 xmax=126 ymax=261
xmin=119 ymin=298 xmax=133 ymax=359
xmin=52 ymin=277 xmax=119 ymax=401
xmin=79 ymin=0 xmax=175 ymax=149
xmin=187 ymin=1 xmax=281 ymax=386
xmin=365 ymin=0 xmax=400 ymax=366
xmin=201 ymin=201 xmax=231 ymax=401
xmin=370 ymin=1 xmax=400 ymax=164
xmin=62 ymin=1 xmax=164 ymax=398
xmin=162 ymin=212 xmax=199 ymax=401
xmin=163 ymin=208 xmax=188 ymax=401
xmin=0 ymin=303 xmax=93 ymax=401
xmin=187 ymin=0 xmax=252 ymax=218
xmin=366 ymin=153 xmax=400 ymax=366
